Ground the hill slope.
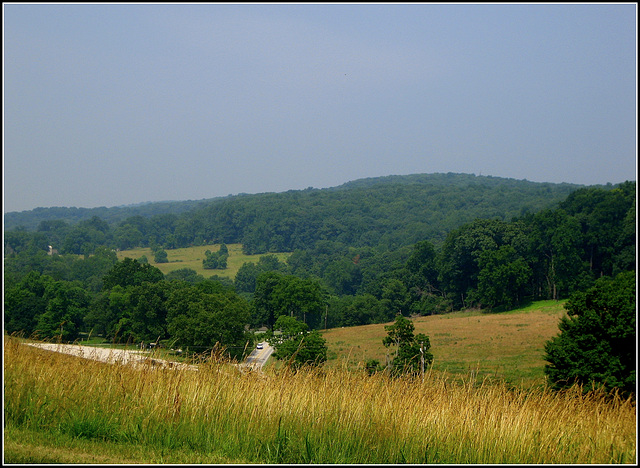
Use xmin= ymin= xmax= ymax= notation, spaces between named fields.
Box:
xmin=321 ymin=300 xmax=567 ymax=387
xmin=3 ymin=198 xmax=210 ymax=231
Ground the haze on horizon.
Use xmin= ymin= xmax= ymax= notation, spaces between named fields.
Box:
xmin=3 ymin=3 xmax=637 ymax=213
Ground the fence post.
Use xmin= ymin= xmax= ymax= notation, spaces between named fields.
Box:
xmin=420 ymin=341 xmax=425 ymax=383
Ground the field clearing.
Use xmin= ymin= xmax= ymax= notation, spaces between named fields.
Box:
xmin=117 ymin=244 xmax=290 ymax=279
xmin=322 ymin=300 xmax=567 ymax=387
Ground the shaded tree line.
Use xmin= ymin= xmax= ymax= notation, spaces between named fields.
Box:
xmin=4 ymin=257 xmax=253 ymax=360
xmin=301 ymin=182 xmax=636 ymax=318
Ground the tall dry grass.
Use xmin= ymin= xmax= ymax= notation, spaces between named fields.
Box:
xmin=4 ymin=337 xmax=636 ymax=464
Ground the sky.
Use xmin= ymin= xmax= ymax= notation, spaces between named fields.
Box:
xmin=3 ymin=3 xmax=637 ymax=213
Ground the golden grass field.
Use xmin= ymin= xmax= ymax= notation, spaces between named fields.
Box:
xmin=4 ymin=335 xmax=636 ymax=464
xmin=321 ymin=300 xmax=567 ymax=387
xmin=117 ymin=243 xmax=290 ymax=279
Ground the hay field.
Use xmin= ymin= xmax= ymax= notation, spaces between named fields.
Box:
xmin=117 ymin=243 xmax=290 ymax=279
xmin=322 ymin=300 xmax=567 ymax=387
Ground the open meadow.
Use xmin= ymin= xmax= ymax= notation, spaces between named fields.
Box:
xmin=322 ymin=300 xmax=567 ymax=388
xmin=4 ymin=336 xmax=635 ymax=464
xmin=116 ymin=243 xmax=290 ymax=279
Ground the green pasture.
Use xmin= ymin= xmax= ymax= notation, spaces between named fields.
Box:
xmin=117 ymin=244 xmax=290 ymax=280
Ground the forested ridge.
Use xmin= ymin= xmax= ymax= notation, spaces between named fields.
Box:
xmin=6 ymin=173 xmax=581 ymax=252
xmin=180 ymin=173 xmax=583 ymax=253
xmin=4 ymin=198 xmax=211 ymax=232
xmin=4 ymin=173 xmax=636 ymax=387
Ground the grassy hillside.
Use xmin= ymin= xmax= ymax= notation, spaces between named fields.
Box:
xmin=321 ymin=300 xmax=567 ymax=388
xmin=117 ymin=243 xmax=290 ymax=279
xmin=4 ymin=335 xmax=635 ymax=464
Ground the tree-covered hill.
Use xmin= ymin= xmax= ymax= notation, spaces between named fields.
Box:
xmin=331 ymin=172 xmax=575 ymax=191
xmin=4 ymin=173 xmax=635 ymax=379
xmin=164 ymin=173 xmax=583 ymax=253
xmin=3 ymin=199 xmax=212 ymax=232
xmin=4 ymin=173 xmax=581 ymax=237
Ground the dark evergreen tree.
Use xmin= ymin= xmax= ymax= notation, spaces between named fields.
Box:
xmin=543 ymin=271 xmax=636 ymax=396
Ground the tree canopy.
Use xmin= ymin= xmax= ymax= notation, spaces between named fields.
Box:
xmin=383 ymin=314 xmax=433 ymax=376
xmin=267 ymin=315 xmax=328 ymax=369
xmin=102 ymin=257 xmax=164 ymax=290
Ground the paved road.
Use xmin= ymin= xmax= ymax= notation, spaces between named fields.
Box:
xmin=242 ymin=342 xmax=274 ymax=370
xmin=25 ymin=343 xmax=197 ymax=371
xmin=25 ymin=341 xmax=272 ymax=372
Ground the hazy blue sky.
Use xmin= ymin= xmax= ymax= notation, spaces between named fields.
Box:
xmin=3 ymin=3 xmax=637 ymax=213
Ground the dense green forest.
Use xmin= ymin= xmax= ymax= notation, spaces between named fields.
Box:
xmin=5 ymin=173 xmax=580 ymax=252
xmin=4 ymin=173 xmax=636 ymax=364
xmin=4 ymin=198 xmax=210 ymax=232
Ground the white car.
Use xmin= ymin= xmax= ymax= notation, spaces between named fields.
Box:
xmin=256 ymin=343 xmax=264 ymax=349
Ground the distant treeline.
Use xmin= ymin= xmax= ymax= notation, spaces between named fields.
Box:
xmin=4 ymin=199 xmax=211 ymax=232
xmin=3 ymin=173 xmax=635 ymax=347
xmin=5 ymin=173 xmax=582 ymax=254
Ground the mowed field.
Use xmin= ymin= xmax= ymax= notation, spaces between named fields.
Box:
xmin=321 ymin=300 xmax=567 ymax=388
xmin=117 ymin=243 xmax=290 ymax=279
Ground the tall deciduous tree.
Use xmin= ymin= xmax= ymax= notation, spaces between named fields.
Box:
xmin=252 ymin=272 xmax=284 ymax=329
xmin=476 ymin=245 xmax=532 ymax=309
xmin=268 ymin=315 xmax=327 ymax=369
xmin=406 ymin=240 xmax=439 ymax=291
xmin=252 ymin=272 xmax=325 ymax=329
xmin=126 ymin=281 xmax=174 ymax=342
xmin=166 ymin=281 xmax=251 ymax=359
xmin=438 ymin=218 xmax=529 ymax=309
xmin=383 ymin=314 xmax=433 ymax=376
xmin=528 ymin=209 xmax=588 ymax=301
xmin=35 ymin=280 xmax=90 ymax=341
xmin=102 ymin=257 xmax=164 ymax=290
